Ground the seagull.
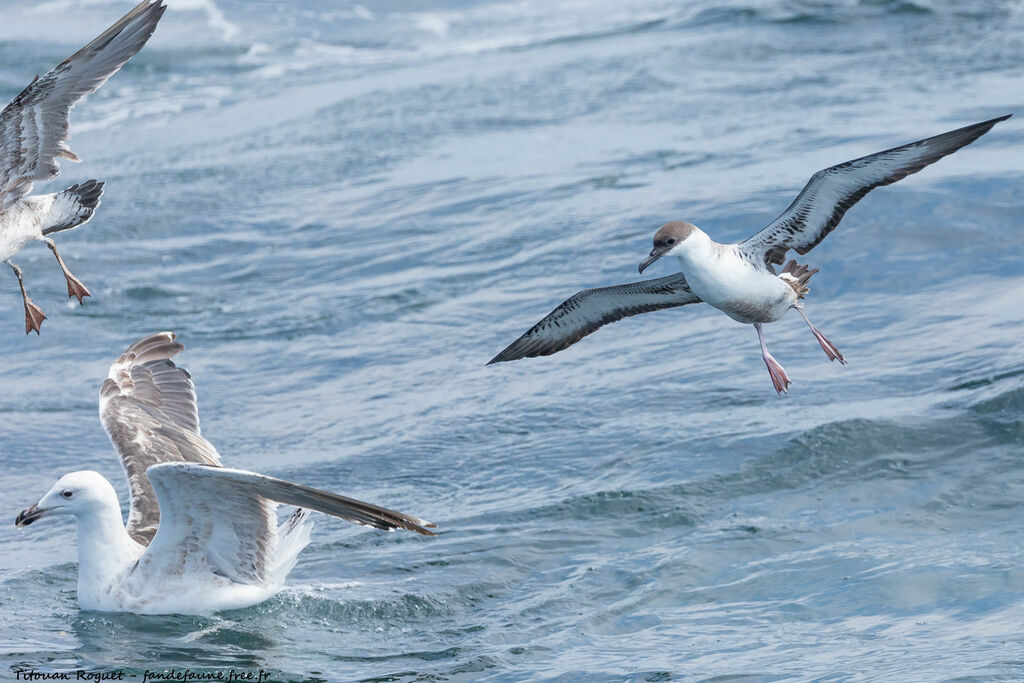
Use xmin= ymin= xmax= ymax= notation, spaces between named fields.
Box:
xmin=0 ymin=0 xmax=165 ymax=334
xmin=15 ymin=332 xmax=436 ymax=615
xmin=489 ymin=116 xmax=1011 ymax=394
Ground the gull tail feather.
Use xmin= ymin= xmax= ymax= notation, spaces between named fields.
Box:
xmin=41 ymin=180 xmax=104 ymax=234
xmin=269 ymin=508 xmax=314 ymax=587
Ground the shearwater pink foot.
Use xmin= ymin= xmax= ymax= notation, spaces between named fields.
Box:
xmin=755 ymin=322 xmax=791 ymax=396
xmin=793 ymin=306 xmax=846 ymax=365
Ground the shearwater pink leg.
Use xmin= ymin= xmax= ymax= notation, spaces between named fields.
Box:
xmin=792 ymin=306 xmax=846 ymax=365
xmin=755 ymin=322 xmax=790 ymax=395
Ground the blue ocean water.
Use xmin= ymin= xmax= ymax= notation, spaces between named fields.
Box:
xmin=0 ymin=0 xmax=1022 ymax=679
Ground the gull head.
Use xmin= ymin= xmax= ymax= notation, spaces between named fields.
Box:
xmin=15 ymin=471 xmax=118 ymax=529
xmin=638 ymin=221 xmax=699 ymax=274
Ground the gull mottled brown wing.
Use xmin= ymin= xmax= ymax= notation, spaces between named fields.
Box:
xmin=0 ymin=0 xmax=166 ymax=210
xmin=99 ymin=332 xmax=221 ymax=546
xmin=488 ymin=273 xmax=700 ymax=364
xmin=739 ymin=115 xmax=1011 ymax=269
xmin=140 ymin=463 xmax=437 ymax=585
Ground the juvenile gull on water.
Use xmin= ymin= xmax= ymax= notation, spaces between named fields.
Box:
xmin=16 ymin=332 xmax=436 ymax=615
xmin=0 ymin=0 xmax=165 ymax=334
xmin=489 ymin=116 xmax=1011 ymax=394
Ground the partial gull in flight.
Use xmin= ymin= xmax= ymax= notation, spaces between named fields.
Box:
xmin=0 ymin=0 xmax=165 ymax=334
xmin=489 ymin=116 xmax=1011 ymax=394
xmin=16 ymin=332 xmax=436 ymax=615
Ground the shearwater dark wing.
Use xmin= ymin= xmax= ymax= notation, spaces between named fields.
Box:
xmin=740 ymin=115 xmax=1010 ymax=268
xmin=489 ymin=273 xmax=700 ymax=363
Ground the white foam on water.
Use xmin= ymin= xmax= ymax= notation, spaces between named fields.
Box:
xmin=236 ymin=0 xmax=679 ymax=80
xmin=168 ymin=0 xmax=241 ymax=42
xmin=30 ymin=0 xmax=241 ymax=42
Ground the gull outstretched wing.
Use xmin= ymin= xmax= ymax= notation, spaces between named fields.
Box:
xmin=99 ymin=331 xmax=220 ymax=545
xmin=140 ymin=463 xmax=436 ymax=585
xmin=0 ymin=0 xmax=165 ymax=210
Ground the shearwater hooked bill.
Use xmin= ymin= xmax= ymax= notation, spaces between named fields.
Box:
xmin=0 ymin=0 xmax=165 ymax=334
xmin=490 ymin=116 xmax=1011 ymax=394
xmin=15 ymin=332 xmax=436 ymax=615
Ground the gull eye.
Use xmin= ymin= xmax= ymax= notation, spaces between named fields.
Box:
xmin=61 ymin=490 xmax=73 ymax=499
xmin=666 ymin=238 xmax=676 ymax=245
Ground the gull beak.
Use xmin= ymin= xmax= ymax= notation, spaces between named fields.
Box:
xmin=638 ymin=247 xmax=668 ymax=274
xmin=15 ymin=503 xmax=49 ymax=528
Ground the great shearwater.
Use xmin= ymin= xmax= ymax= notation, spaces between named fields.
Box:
xmin=15 ymin=332 xmax=436 ymax=615
xmin=489 ymin=115 xmax=1011 ymax=394
xmin=0 ymin=0 xmax=165 ymax=334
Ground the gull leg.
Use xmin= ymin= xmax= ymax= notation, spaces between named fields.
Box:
xmin=7 ymin=261 xmax=46 ymax=335
xmin=755 ymin=322 xmax=790 ymax=395
xmin=43 ymin=238 xmax=91 ymax=304
xmin=792 ymin=306 xmax=846 ymax=365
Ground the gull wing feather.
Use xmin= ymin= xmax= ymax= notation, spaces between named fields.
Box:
xmin=739 ymin=115 xmax=1011 ymax=268
xmin=488 ymin=273 xmax=700 ymax=363
xmin=139 ymin=463 xmax=437 ymax=586
xmin=0 ymin=0 xmax=165 ymax=210
xmin=99 ymin=332 xmax=221 ymax=546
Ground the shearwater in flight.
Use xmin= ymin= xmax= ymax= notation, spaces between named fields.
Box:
xmin=0 ymin=0 xmax=165 ymax=334
xmin=15 ymin=332 xmax=436 ymax=615
xmin=489 ymin=115 xmax=1011 ymax=394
